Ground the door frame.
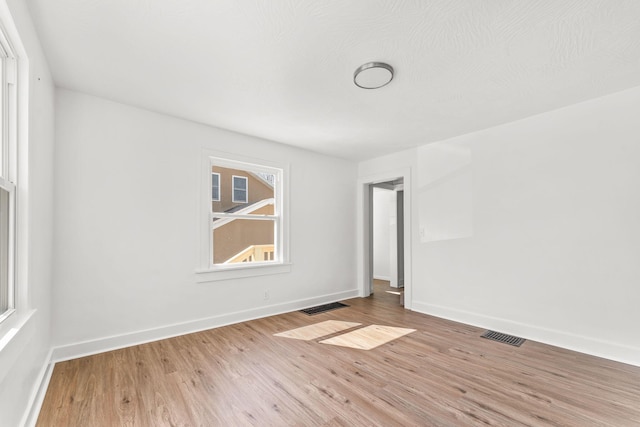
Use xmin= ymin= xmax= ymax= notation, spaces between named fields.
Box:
xmin=357 ymin=168 xmax=412 ymax=309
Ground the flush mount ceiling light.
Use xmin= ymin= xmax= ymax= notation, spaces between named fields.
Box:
xmin=354 ymin=62 xmax=394 ymax=89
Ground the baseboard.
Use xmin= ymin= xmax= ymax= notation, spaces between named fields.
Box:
xmin=51 ymin=289 xmax=359 ymax=363
xmin=412 ymin=300 xmax=640 ymax=368
xmin=373 ymin=275 xmax=390 ymax=281
xmin=21 ymin=349 xmax=54 ymax=427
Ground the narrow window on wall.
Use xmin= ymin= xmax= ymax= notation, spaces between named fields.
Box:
xmin=210 ymin=160 xmax=281 ymax=266
xmin=232 ymin=175 xmax=248 ymax=203
xmin=211 ymin=172 xmax=220 ymax=201
xmin=0 ymin=29 xmax=17 ymax=323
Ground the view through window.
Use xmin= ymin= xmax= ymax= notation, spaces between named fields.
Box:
xmin=210 ymin=159 xmax=282 ymax=266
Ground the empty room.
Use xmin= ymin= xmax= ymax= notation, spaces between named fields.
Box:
xmin=1 ymin=0 xmax=639 ymax=426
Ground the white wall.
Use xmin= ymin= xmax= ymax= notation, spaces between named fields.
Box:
xmin=372 ymin=187 xmax=392 ymax=280
xmin=0 ymin=1 xmax=55 ymax=426
xmin=359 ymin=86 xmax=640 ymax=366
xmin=52 ymin=90 xmax=357 ymax=357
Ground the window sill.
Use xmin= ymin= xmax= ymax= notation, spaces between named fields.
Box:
xmin=0 ymin=309 xmax=35 ymax=354
xmin=195 ymin=262 xmax=292 ymax=283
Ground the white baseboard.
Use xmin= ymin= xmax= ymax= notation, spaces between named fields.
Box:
xmin=412 ymin=300 xmax=640 ymax=368
xmin=51 ymin=289 xmax=359 ymax=363
xmin=21 ymin=350 xmax=54 ymax=427
xmin=373 ymin=275 xmax=390 ymax=281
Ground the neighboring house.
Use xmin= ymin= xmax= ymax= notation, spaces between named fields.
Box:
xmin=211 ymin=166 xmax=275 ymax=264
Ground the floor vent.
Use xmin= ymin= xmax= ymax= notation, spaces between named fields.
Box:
xmin=481 ymin=330 xmax=525 ymax=347
xmin=300 ymin=302 xmax=349 ymax=316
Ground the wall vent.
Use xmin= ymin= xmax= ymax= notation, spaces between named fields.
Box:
xmin=481 ymin=330 xmax=525 ymax=347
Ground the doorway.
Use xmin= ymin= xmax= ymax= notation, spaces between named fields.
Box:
xmin=357 ymin=168 xmax=412 ymax=309
xmin=372 ymin=180 xmax=404 ymax=305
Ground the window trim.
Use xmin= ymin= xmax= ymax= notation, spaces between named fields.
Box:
xmin=231 ymin=174 xmax=248 ymax=203
xmin=0 ymin=1 xmax=30 ymax=344
xmin=211 ymin=172 xmax=220 ymax=202
xmin=197 ymin=150 xmax=290 ymax=281
xmin=0 ymin=23 xmax=17 ymax=328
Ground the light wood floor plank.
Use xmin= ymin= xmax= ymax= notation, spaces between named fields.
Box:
xmin=37 ymin=281 xmax=640 ymax=426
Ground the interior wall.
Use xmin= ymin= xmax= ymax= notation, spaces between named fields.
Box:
xmin=359 ymin=85 xmax=640 ymax=366
xmin=0 ymin=1 xmax=55 ymax=426
xmin=372 ymin=187 xmax=392 ymax=280
xmin=52 ymin=89 xmax=357 ymax=355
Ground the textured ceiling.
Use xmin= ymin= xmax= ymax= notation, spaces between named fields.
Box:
xmin=26 ymin=0 xmax=640 ymax=160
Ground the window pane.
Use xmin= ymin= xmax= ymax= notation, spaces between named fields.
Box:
xmin=211 ymin=173 xmax=220 ymax=201
xmin=212 ymin=218 xmax=275 ymax=265
xmin=233 ymin=188 xmax=246 ymax=203
xmin=211 ymin=165 xmax=274 ymax=213
xmin=0 ymin=187 xmax=10 ymax=314
xmin=232 ymin=176 xmax=246 ymax=190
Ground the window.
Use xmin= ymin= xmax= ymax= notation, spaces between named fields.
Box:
xmin=212 ymin=163 xmax=277 ymax=266
xmin=211 ymin=172 xmax=220 ymax=201
xmin=0 ymin=23 xmax=17 ymax=324
xmin=232 ymin=175 xmax=248 ymax=203
xmin=198 ymin=152 xmax=290 ymax=281
xmin=206 ymin=157 xmax=285 ymax=269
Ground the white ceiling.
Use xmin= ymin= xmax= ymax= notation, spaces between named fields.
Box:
xmin=26 ymin=0 xmax=640 ymax=161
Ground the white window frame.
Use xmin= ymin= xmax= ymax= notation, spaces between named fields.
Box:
xmin=231 ymin=175 xmax=248 ymax=203
xmin=0 ymin=1 xmax=30 ymax=345
xmin=196 ymin=150 xmax=290 ymax=282
xmin=0 ymin=22 xmax=17 ymax=326
xmin=211 ymin=172 xmax=220 ymax=202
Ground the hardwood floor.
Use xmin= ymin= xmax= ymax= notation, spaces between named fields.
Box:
xmin=37 ymin=285 xmax=640 ymax=426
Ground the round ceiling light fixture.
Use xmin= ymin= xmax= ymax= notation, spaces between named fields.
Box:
xmin=353 ymin=62 xmax=394 ymax=89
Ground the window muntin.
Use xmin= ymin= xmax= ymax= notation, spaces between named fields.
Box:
xmin=232 ymin=175 xmax=248 ymax=203
xmin=210 ymin=160 xmax=281 ymax=267
xmin=211 ymin=172 xmax=220 ymax=201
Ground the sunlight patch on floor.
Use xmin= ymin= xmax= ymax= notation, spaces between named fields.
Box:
xmin=274 ymin=320 xmax=361 ymax=341
xmin=319 ymin=325 xmax=416 ymax=350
